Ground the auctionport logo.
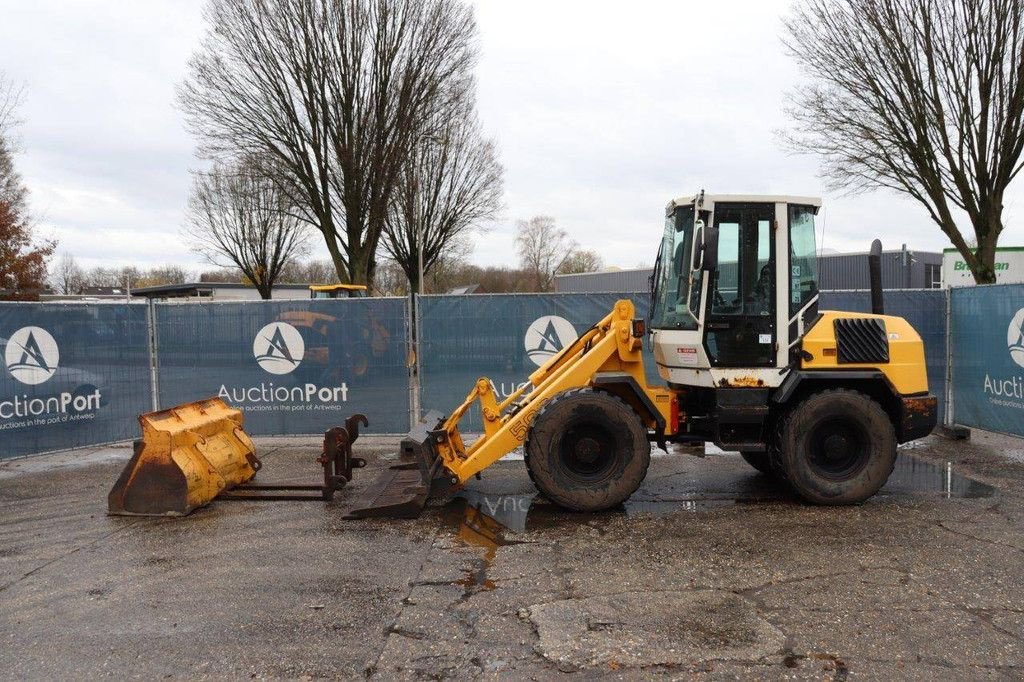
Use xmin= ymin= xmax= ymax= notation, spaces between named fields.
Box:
xmin=4 ymin=326 xmax=59 ymax=385
xmin=218 ymin=320 xmax=346 ymax=411
xmin=1010 ymin=307 xmax=1024 ymax=369
xmin=524 ymin=315 xmax=578 ymax=367
xmin=2 ymin=327 xmax=102 ymax=427
xmin=983 ymin=307 xmax=1024 ymax=409
xmin=254 ymin=322 xmax=304 ymax=375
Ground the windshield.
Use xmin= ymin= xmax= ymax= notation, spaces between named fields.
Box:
xmin=650 ymin=206 xmax=699 ymax=330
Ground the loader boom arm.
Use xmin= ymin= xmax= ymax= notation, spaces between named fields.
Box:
xmin=431 ymin=300 xmax=673 ymax=483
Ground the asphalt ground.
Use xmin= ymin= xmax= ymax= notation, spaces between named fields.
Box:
xmin=2 ymin=430 xmax=1024 ymax=680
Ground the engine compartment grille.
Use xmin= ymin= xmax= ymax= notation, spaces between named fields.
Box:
xmin=834 ymin=317 xmax=890 ymax=364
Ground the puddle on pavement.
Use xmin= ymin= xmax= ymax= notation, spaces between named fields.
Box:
xmin=439 ymin=454 xmax=996 ymax=573
xmin=438 ymin=490 xmax=524 ymax=593
xmin=883 ymin=455 xmax=996 ymax=499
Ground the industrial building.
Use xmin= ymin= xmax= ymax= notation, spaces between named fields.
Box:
xmin=130 ymin=282 xmax=316 ymax=301
xmin=555 ymin=248 xmax=942 ymax=293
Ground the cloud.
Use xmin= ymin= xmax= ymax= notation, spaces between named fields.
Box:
xmin=1 ymin=0 xmax=1020 ymax=275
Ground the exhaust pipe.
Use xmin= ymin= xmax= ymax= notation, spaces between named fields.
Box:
xmin=869 ymin=239 xmax=884 ymax=315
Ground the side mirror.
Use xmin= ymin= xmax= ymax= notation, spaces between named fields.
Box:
xmin=701 ymin=224 xmax=719 ymax=271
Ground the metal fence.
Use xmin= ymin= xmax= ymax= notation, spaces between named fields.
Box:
xmin=417 ymin=293 xmax=659 ymax=426
xmin=153 ymin=298 xmax=410 ymax=436
xmin=1 ymin=286 xmax=1019 ymax=459
xmin=948 ymin=284 xmax=1024 ymax=438
xmin=0 ymin=302 xmax=152 ymax=458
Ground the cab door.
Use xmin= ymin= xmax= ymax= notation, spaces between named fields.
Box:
xmin=703 ymin=202 xmax=777 ymax=368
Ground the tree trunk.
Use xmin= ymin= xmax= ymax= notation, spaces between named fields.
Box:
xmin=969 ymin=198 xmax=1003 ymax=284
xmin=348 ymin=247 xmax=371 ymax=287
xmin=974 ymin=233 xmax=1001 ymax=285
xmin=323 ymin=234 xmax=349 ymax=285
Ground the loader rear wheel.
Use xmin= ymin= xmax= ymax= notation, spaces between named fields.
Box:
xmin=524 ymin=389 xmax=650 ymax=512
xmin=740 ymin=451 xmax=774 ymax=475
xmin=778 ymin=389 xmax=896 ymax=505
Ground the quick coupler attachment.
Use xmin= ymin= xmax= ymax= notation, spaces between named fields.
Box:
xmin=343 ymin=410 xmax=455 ymax=519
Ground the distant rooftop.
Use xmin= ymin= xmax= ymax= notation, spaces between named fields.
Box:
xmin=447 ymin=283 xmax=486 ymax=295
xmin=131 ymin=282 xmax=315 ymax=299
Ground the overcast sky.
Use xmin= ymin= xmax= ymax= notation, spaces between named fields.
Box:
xmin=2 ymin=0 xmax=1022 ymax=274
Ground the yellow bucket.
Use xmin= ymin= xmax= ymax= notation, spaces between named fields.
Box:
xmin=108 ymin=398 xmax=260 ymax=516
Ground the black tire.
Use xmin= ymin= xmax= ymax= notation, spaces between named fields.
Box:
xmin=524 ymin=389 xmax=650 ymax=512
xmin=740 ymin=451 xmax=774 ymax=475
xmin=778 ymin=389 xmax=897 ymax=505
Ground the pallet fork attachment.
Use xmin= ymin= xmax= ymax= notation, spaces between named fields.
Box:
xmin=222 ymin=414 xmax=368 ymax=502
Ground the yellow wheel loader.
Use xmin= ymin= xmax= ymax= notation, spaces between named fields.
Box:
xmin=344 ymin=192 xmax=937 ymax=517
xmin=110 ymin=192 xmax=937 ymax=518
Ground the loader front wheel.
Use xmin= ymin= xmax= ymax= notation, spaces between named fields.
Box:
xmin=525 ymin=389 xmax=650 ymax=512
xmin=778 ymin=389 xmax=896 ymax=505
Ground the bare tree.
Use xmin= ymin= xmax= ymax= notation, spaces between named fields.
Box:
xmin=78 ymin=265 xmax=192 ymax=290
xmin=50 ymin=253 xmax=86 ymax=295
xmin=199 ymin=267 xmax=244 ymax=283
xmin=373 ymin=258 xmax=411 ymax=296
xmin=784 ymin=0 xmax=1024 ymax=283
xmin=179 ymin=0 xmax=478 ymax=288
xmin=135 ymin=266 xmax=196 ymax=288
xmin=382 ymin=102 xmax=503 ymax=293
xmin=557 ymin=249 xmax=604 ymax=275
xmin=83 ymin=266 xmax=140 ymax=289
xmin=277 ymin=258 xmax=338 ymax=284
xmin=185 ymin=160 xmax=309 ymax=299
xmin=515 ymin=216 xmax=576 ymax=292
xmin=0 ymin=72 xmax=23 ymax=143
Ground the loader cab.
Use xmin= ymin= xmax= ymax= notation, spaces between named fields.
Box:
xmin=650 ymin=193 xmax=822 ymax=388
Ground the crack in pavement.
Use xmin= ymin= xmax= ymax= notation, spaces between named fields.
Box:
xmin=0 ymin=518 xmax=144 ymax=593
xmin=936 ymin=519 xmax=1024 ymax=554
xmin=364 ymin=527 xmax=442 ymax=680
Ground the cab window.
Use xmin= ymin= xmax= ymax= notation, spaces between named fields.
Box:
xmin=708 ymin=204 xmax=774 ymax=317
xmin=788 ymin=205 xmax=819 ymax=316
xmin=650 ymin=207 xmax=698 ymax=330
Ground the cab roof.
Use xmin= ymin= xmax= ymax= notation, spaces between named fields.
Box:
xmin=667 ymin=194 xmax=823 ymax=210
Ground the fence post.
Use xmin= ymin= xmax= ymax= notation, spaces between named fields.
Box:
xmin=146 ymin=299 xmax=160 ymax=412
xmin=407 ymin=292 xmax=419 ymax=430
xmin=943 ymin=287 xmax=953 ymax=427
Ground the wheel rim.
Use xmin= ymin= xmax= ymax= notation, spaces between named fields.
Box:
xmin=806 ymin=416 xmax=870 ymax=480
xmin=559 ymin=422 xmax=617 ymax=482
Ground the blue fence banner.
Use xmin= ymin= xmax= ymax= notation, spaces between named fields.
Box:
xmin=0 ymin=303 xmax=153 ymax=459
xmin=820 ymin=290 xmax=948 ymax=420
xmin=154 ymin=298 xmax=409 ymax=435
xmin=2 ymin=287 xmax=994 ymax=459
xmin=950 ymin=284 xmax=1024 ymax=437
xmin=417 ymin=293 xmax=658 ymax=426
